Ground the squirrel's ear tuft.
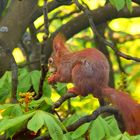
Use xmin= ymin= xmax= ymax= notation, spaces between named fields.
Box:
xmin=53 ymin=33 xmax=66 ymax=52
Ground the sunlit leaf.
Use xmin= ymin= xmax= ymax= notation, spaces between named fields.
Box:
xmin=17 ymin=72 xmax=31 ymax=93
xmin=126 ymin=0 xmax=132 ymax=12
xmin=89 ymin=116 xmax=121 ymax=140
xmin=30 ymin=70 xmax=41 ymax=93
xmin=109 ymin=0 xmax=125 ymax=11
xmin=0 ymin=112 xmax=35 ymax=132
xmin=2 ymin=104 xmax=23 ymax=117
xmin=55 ymin=82 xmax=67 ymax=96
xmin=0 ymin=104 xmax=14 ymax=110
xmin=71 ymin=123 xmax=90 ymax=139
xmin=29 ymin=97 xmax=53 ymax=111
xmin=63 ymin=133 xmax=72 ymax=140
xmin=108 ymin=132 xmax=132 ymax=140
xmin=63 ymin=114 xmax=81 ymax=127
xmin=43 ymin=81 xmax=51 ymax=97
xmin=27 ymin=110 xmax=44 ymax=133
xmin=104 ymin=115 xmax=121 ymax=135
xmin=43 ymin=112 xmax=64 ymax=140
xmin=89 ymin=116 xmax=106 ymax=140
xmin=0 ymin=71 xmax=11 ymax=88
xmin=0 ymin=85 xmax=11 ymax=102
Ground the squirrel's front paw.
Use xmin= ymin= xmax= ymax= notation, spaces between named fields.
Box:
xmin=48 ymin=75 xmax=56 ymax=84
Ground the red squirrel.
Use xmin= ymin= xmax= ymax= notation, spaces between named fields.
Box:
xmin=48 ymin=33 xmax=140 ymax=135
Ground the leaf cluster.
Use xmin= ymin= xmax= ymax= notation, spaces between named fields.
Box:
xmin=0 ymin=69 xmax=139 ymax=139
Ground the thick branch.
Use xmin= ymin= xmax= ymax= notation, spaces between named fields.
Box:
xmin=31 ymin=1 xmax=72 ymax=23
xmin=35 ymin=106 xmax=118 ymax=140
xmin=0 ymin=0 xmax=71 ymax=75
xmin=0 ymin=0 xmax=38 ymax=50
xmin=44 ymin=5 xmax=140 ymax=62
xmin=0 ymin=0 xmax=38 ymax=75
xmin=66 ymin=106 xmax=118 ymax=131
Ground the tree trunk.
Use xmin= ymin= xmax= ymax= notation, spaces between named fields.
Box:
xmin=0 ymin=0 xmax=38 ymax=76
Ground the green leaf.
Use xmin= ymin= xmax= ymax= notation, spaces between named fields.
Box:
xmin=129 ymin=71 xmax=140 ymax=83
xmin=30 ymin=70 xmax=41 ymax=93
xmin=18 ymin=68 xmax=29 ymax=77
xmin=132 ymin=134 xmax=140 ymax=140
xmin=63 ymin=114 xmax=81 ymax=127
xmin=126 ymin=0 xmax=132 ymax=12
xmin=43 ymin=81 xmax=51 ymax=97
xmin=44 ymin=97 xmax=53 ymax=106
xmin=108 ymin=133 xmax=132 ymax=140
xmin=27 ymin=110 xmax=65 ymax=139
xmin=89 ymin=116 xmax=121 ymax=140
xmin=55 ymin=82 xmax=67 ymax=96
xmin=17 ymin=72 xmax=31 ymax=93
xmin=63 ymin=133 xmax=72 ymax=140
xmin=29 ymin=97 xmax=53 ymax=111
xmin=89 ymin=117 xmax=106 ymax=140
xmin=27 ymin=110 xmax=44 ymax=133
xmin=43 ymin=112 xmax=64 ymax=140
xmin=0 ymin=71 xmax=12 ymax=102
xmin=0 ymin=111 xmax=35 ymax=132
xmin=108 ymin=134 xmax=122 ymax=140
xmin=99 ymin=117 xmax=114 ymax=137
xmin=109 ymin=0 xmax=125 ymax=11
xmin=105 ymin=115 xmax=121 ymax=135
xmin=72 ymin=123 xmax=90 ymax=139
xmin=6 ymin=120 xmax=26 ymax=139
xmin=2 ymin=104 xmax=23 ymax=117
xmin=0 ymin=85 xmax=11 ymax=102
xmin=0 ymin=104 xmax=14 ymax=110
xmin=49 ymin=113 xmax=67 ymax=132
xmin=0 ymin=71 xmax=11 ymax=88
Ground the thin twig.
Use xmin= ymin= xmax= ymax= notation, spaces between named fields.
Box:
xmin=37 ymin=9 xmax=80 ymax=33
xmin=35 ymin=0 xmax=50 ymax=99
xmin=55 ymin=0 xmax=73 ymax=5
xmin=74 ymin=0 xmax=140 ymax=62
xmin=107 ymin=27 xmax=140 ymax=43
xmin=34 ymin=42 xmax=48 ymax=100
xmin=18 ymin=59 xmax=40 ymax=68
xmin=43 ymin=0 xmax=49 ymax=37
xmin=52 ymin=92 xmax=77 ymax=110
xmin=51 ymin=92 xmax=77 ymax=122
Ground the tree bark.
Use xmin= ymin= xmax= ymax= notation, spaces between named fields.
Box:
xmin=94 ymin=23 xmax=115 ymax=88
xmin=0 ymin=0 xmax=66 ymax=76
xmin=0 ymin=1 xmax=140 ymax=76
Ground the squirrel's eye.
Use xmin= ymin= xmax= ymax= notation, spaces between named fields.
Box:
xmin=48 ymin=58 xmax=54 ymax=64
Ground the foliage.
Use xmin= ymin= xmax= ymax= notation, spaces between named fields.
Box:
xmin=0 ymin=0 xmax=140 ymax=139
xmin=109 ymin=0 xmax=132 ymax=12
xmin=0 ymin=68 xmax=139 ymax=139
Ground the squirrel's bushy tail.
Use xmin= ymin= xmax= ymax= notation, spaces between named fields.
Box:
xmin=103 ymin=87 xmax=140 ymax=135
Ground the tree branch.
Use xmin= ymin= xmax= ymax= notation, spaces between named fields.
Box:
xmin=44 ymin=4 xmax=140 ymax=63
xmin=52 ymin=92 xmax=77 ymax=110
xmin=74 ymin=0 xmax=140 ymax=62
xmin=34 ymin=106 xmax=118 ymax=140
xmin=66 ymin=106 xmax=118 ymax=131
